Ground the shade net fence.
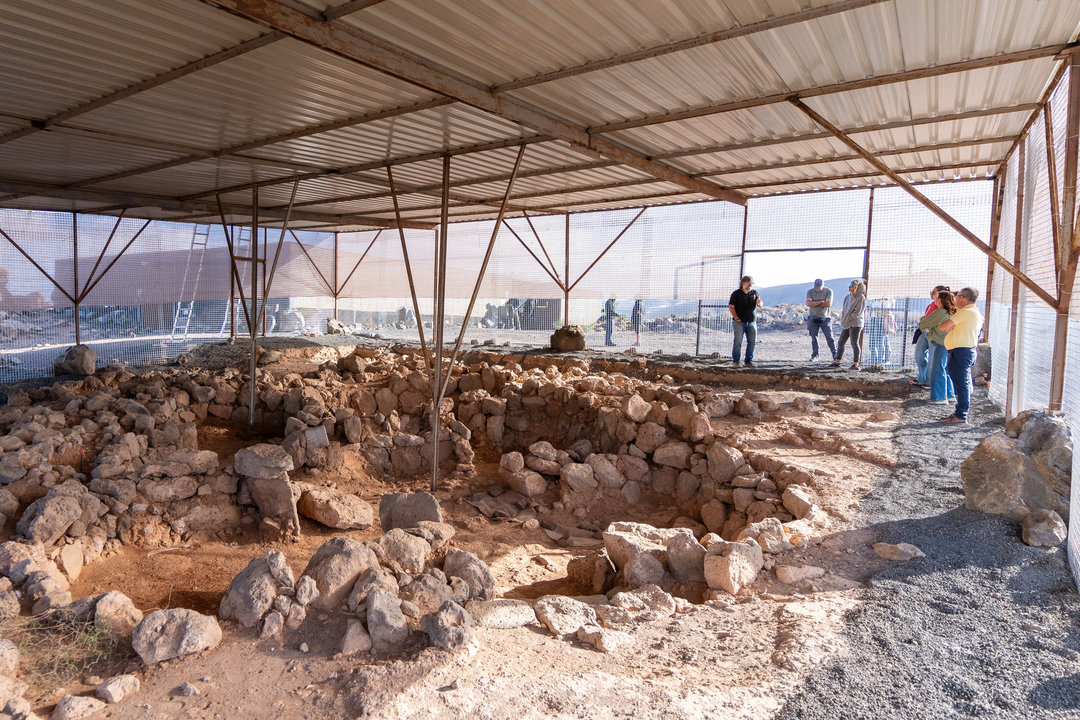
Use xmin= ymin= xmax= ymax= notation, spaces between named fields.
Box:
xmin=983 ymin=72 xmax=1079 ymax=588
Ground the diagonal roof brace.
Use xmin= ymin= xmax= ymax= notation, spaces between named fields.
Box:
xmin=198 ymin=0 xmax=745 ymax=206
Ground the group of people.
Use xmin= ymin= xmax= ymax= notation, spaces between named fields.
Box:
xmin=727 ymin=275 xmax=876 ymax=369
xmin=599 ymin=297 xmax=644 ymax=346
xmin=730 ymin=277 xmax=983 ymax=423
xmin=914 ymin=285 xmax=984 ymax=424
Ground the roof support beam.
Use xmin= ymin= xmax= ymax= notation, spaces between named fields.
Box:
xmin=655 ymin=104 xmax=1040 ymax=161
xmin=492 ymin=0 xmax=891 ymax=93
xmin=594 ymin=45 xmax=1068 ymax=134
xmin=0 ymin=32 xmax=283 ymax=148
xmin=322 ymin=0 xmax=387 ymax=21
xmin=198 ymin=0 xmax=745 ymax=206
xmin=0 ymin=179 xmax=434 ymax=230
xmin=790 ymin=97 xmax=1058 ymax=309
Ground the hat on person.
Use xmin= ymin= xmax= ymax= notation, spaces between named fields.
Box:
xmin=813 ymin=278 xmax=823 ymax=288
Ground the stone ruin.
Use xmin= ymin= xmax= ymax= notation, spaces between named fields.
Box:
xmin=0 ymin=342 xmax=885 ymax=715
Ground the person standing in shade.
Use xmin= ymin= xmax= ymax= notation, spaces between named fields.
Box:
xmin=918 ymin=289 xmax=956 ymax=405
xmin=602 ymin=295 xmax=618 ymax=346
xmin=631 ymin=299 xmax=644 ymax=346
xmin=729 ymin=275 xmax=762 ymax=367
xmin=805 ymin=278 xmax=836 ymax=361
xmin=830 ymin=279 xmax=866 ymax=370
xmin=939 ymin=288 xmax=984 ymax=424
xmin=912 ymin=285 xmax=948 ymax=388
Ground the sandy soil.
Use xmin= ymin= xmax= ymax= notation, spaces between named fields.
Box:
xmin=7 ymin=341 xmax=1076 ymax=720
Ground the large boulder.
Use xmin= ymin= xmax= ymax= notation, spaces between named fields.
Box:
xmin=234 ymin=444 xmax=294 ymax=480
xmin=420 ymin=601 xmax=475 ymax=651
xmin=131 ymin=609 xmax=222 ymax=664
xmin=602 ymin=521 xmax=692 ymax=571
xmin=376 ymin=529 xmax=430 ymax=574
xmin=219 ymin=557 xmax=278 ymax=627
xmin=550 ymin=326 xmax=586 ymax=352
xmin=379 ymin=492 xmax=442 ymax=531
xmin=298 ymin=487 xmax=373 ymax=530
xmin=703 ymin=539 xmax=763 ymax=595
xmin=301 ymin=536 xmax=379 ymax=611
xmin=366 ymin=589 xmax=410 ymax=654
xmin=443 ymin=549 xmax=496 ymax=601
xmin=533 ymin=595 xmax=596 ymax=638
xmin=245 ymin=475 xmax=301 ymax=534
xmin=961 ymin=413 xmax=1071 ymax=520
xmin=16 ymin=495 xmax=82 ymax=546
xmin=53 ymin=345 xmax=97 ymax=376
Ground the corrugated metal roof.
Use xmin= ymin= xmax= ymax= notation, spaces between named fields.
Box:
xmin=0 ymin=0 xmax=1076 ymax=229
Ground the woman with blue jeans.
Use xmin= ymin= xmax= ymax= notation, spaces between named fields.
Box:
xmin=918 ymin=290 xmax=957 ymax=404
xmin=913 ymin=286 xmax=948 ymax=386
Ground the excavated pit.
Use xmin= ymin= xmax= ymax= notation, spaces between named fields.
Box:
xmin=0 ymin=337 xmax=917 ymax=711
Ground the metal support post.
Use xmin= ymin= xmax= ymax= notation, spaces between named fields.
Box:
xmin=564 ymin=213 xmax=570 ymax=328
xmin=333 ymin=231 xmax=339 ymax=321
xmin=249 ymin=188 xmax=258 ymax=427
xmin=861 ymin=188 xmax=874 ymax=358
xmin=72 ymin=213 xmax=80 ymax=345
xmin=431 ymin=156 xmax=451 ymax=492
xmin=1049 ymin=55 xmax=1080 ymax=410
xmin=1006 ymin=145 xmax=1026 ymax=421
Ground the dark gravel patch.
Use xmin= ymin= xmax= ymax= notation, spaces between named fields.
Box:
xmin=775 ymin=390 xmax=1080 ymax=720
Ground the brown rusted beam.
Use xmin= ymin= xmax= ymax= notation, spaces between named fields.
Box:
xmin=79 ymin=210 xmax=126 ymax=301
xmin=288 ymin=230 xmax=336 ymax=295
xmin=337 ymin=230 xmax=382 ymax=295
xmin=656 ymin=105 xmax=1040 ymax=161
xmin=494 ymin=0 xmax=891 ymax=94
xmin=198 ymin=0 xmax=745 ymax=206
xmin=440 ymin=145 xmax=528 ymax=400
xmin=322 ymin=0 xmax=387 ymax=21
xmin=994 ymin=62 xmax=1070 ymax=179
xmin=568 ymin=208 xmax=647 ymax=292
xmin=0 ymin=33 xmax=283 ymax=148
xmin=521 ymin=210 xmax=563 ymax=285
xmin=0 ymin=226 xmax=76 ymax=305
xmin=982 ymin=177 xmax=1004 ymax=343
xmin=259 ymin=180 xmax=299 ymax=333
xmin=387 ymin=165 xmax=431 ymax=368
xmin=790 ymin=97 xmax=1058 ymax=309
xmin=0 ymin=179 xmax=434 ymax=230
xmin=74 ymin=219 xmax=154 ymax=302
xmin=1006 ymin=144 xmax=1025 ymax=421
xmin=500 ymin=219 xmax=564 ymax=288
xmin=1049 ymin=56 xmax=1080 ymax=410
xmin=596 ymin=45 xmax=1069 ymax=135
xmin=1045 ymin=107 xmax=1064 ymax=284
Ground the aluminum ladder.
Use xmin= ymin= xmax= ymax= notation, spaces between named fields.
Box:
xmin=170 ymin=224 xmax=211 ymax=341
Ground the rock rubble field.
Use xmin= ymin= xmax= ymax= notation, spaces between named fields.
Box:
xmin=0 ymin=338 xmax=1073 ymax=720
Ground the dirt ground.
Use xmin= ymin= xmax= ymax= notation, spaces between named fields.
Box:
xmin=8 ymin=342 xmax=1078 ymax=720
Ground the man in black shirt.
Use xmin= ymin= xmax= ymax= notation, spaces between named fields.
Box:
xmin=728 ymin=275 xmax=762 ymax=367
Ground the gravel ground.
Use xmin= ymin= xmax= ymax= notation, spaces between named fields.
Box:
xmin=776 ymin=392 xmax=1080 ymax=720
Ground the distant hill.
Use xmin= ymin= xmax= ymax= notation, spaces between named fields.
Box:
xmin=752 ymin=277 xmax=854 ymax=307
